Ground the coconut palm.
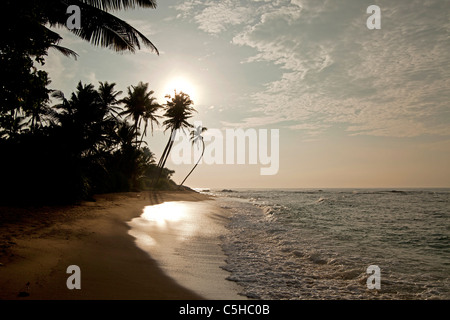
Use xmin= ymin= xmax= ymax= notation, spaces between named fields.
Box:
xmin=179 ymin=125 xmax=207 ymax=188
xmin=154 ymin=91 xmax=196 ymax=186
xmin=40 ymin=0 xmax=159 ymax=54
xmin=114 ymin=121 xmax=137 ymax=148
xmin=26 ymin=102 xmax=58 ymax=133
xmin=120 ymin=82 xmax=161 ymax=146
xmin=51 ymin=81 xmax=119 ymax=157
xmin=0 ymin=114 xmax=28 ymax=139
xmin=98 ymin=82 xmax=123 ymax=119
xmin=4 ymin=0 xmax=159 ymax=61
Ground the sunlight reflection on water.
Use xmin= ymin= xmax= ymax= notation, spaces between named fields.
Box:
xmin=141 ymin=202 xmax=188 ymax=227
xmin=127 ymin=200 xmax=246 ymax=299
xmin=128 ymin=201 xmax=199 ymax=247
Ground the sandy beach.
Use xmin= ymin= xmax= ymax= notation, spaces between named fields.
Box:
xmin=128 ymin=200 xmax=246 ymax=300
xmin=0 ymin=191 xmax=222 ymax=300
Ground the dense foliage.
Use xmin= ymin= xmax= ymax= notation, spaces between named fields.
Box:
xmin=0 ymin=0 xmax=183 ymax=205
xmin=0 ymin=80 xmax=177 ymax=205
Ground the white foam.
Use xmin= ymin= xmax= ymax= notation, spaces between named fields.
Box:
xmin=214 ymin=191 xmax=450 ymax=299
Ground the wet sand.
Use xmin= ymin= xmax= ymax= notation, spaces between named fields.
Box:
xmin=0 ymin=191 xmax=213 ymax=299
xmin=128 ymin=200 xmax=246 ymax=300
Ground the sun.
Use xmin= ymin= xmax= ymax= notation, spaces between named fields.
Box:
xmin=163 ymin=76 xmax=198 ymax=103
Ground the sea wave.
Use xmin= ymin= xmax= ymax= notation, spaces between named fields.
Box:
xmin=214 ymin=189 xmax=450 ymax=300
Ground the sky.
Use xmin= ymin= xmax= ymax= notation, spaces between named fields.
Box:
xmin=43 ymin=0 xmax=450 ymax=189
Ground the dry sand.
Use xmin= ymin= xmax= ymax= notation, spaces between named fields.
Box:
xmin=0 ymin=191 xmax=210 ymax=300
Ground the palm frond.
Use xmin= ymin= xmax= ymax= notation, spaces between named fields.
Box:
xmin=47 ymin=1 xmax=158 ymax=54
xmin=49 ymin=44 xmax=79 ymax=59
xmin=80 ymin=0 xmax=157 ymax=11
xmin=51 ymin=90 xmax=66 ymax=101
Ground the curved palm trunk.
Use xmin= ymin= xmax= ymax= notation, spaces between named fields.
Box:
xmin=179 ymin=139 xmax=205 ymax=188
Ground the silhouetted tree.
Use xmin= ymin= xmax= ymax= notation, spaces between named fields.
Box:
xmin=155 ymin=91 xmax=196 ymax=186
xmin=120 ymin=82 xmax=161 ymax=146
xmin=98 ymin=81 xmax=123 ymax=118
xmin=0 ymin=2 xmax=182 ymax=204
xmin=9 ymin=0 xmax=159 ymax=55
xmin=1 ymin=0 xmax=158 ymax=141
xmin=1 ymin=2 xmax=58 ymax=137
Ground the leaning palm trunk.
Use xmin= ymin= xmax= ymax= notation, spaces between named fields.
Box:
xmin=157 ymin=133 xmax=173 ymax=168
xmin=179 ymin=139 xmax=205 ymax=188
xmin=155 ymin=91 xmax=196 ymax=188
xmin=160 ymin=140 xmax=174 ymax=172
xmin=154 ymin=140 xmax=174 ymax=186
xmin=153 ymin=130 xmax=176 ymax=187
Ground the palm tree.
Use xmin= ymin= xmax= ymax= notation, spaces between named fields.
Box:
xmin=179 ymin=125 xmax=207 ymax=188
xmin=52 ymin=81 xmax=110 ymax=157
xmin=40 ymin=0 xmax=159 ymax=55
xmin=154 ymin=90 xmax=196 ymax=186
xmin=26 ymin=102 xmax=58 ymax=133
xmin=98 ymin=81 xmax=123 ymax=119
xmin=115 ymin=121 xmax=139 ymax=149
xmin=0 ymin=114 xmax=28 ymax=139
xmin=4 ymin=1 xmax=159 ymax=61
xmin=120 ymin=82 xmax=161 ymax=146
xmin=96 ymin=82 xmax=124 ymax=152
xmin=22 ymin=71 xmax=53 ymax=133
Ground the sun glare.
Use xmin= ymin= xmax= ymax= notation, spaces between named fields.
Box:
xmin=141 ymin=202 xmax=188 ymax=228
xmin=164 ymin=76 xmax=198 ymax=103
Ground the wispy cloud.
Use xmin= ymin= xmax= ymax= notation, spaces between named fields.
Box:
xmin=175 ymin=0 xmax=450 ymax=137
xmin=175 ymin=0 xmax=256 ymax=34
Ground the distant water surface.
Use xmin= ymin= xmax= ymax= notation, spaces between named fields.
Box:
xmin=206 ymin=188 xmax=450 ymax=299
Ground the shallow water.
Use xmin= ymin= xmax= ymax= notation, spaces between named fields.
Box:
xmin=127 ymin=200 xmax=246 ymax=299
xmin=209 ymin=189 xmax=450 ymax=299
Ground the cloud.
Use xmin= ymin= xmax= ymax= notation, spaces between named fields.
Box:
xmin=86 ymin=72 xmax=98 ymax=85
xmin=175 ymin=0 xmax=257 ymax=34
xmin=221 ymin=115 xmax=286 ymax=129
xmin=127 ymin=19 xmax=159 ymax=36
xmin=176 ymin=0 xmax=450 ymax=137
xmin=196 ymin=3 xmax=253 ymax=34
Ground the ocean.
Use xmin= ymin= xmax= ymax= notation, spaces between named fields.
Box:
xmin=204 ymin=188 xmax=450 ymax=299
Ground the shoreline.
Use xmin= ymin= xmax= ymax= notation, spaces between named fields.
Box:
xmin=128 ymin=199 xmax=247 ymax=300
xmin=0 ymin=191 xmax=211 ymax=300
